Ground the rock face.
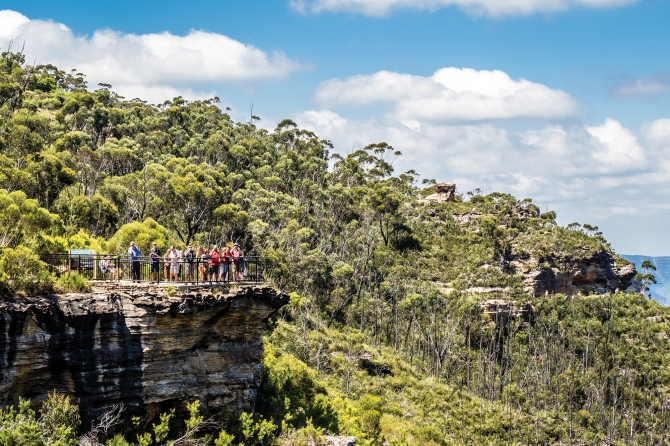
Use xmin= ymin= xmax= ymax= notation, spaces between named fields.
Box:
xmin=422 ymin=182 xmax=456 ymax=203
xmin=0 ymin=284 xmax=288 ymax=427
xmin=513 ymin=251 xmax=636 ymax=296
xmin=324 ymin=436 xmax=356 ymax=446
xmin=479 ymin=299 xmax=535 ymax=327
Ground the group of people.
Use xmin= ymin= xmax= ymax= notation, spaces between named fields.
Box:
xmin=126 ymin=241 xmax=245 ymax=283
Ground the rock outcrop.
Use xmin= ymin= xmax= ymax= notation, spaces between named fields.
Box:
xmin=512 ymin=251 xmax=636 ymax=296
xmin=324 ymin=436 xmax=356 ymax=446
xmin=479 ymin=299 xmax=535 ymax=327
xmin=422 ymin=182 xmax=456 ymax=203
xmin=0 ymin=283 xmax=288 ymax=427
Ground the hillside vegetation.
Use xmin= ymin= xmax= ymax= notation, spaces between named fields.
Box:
xmin=0 ymin=51 xmax=668 ymax=445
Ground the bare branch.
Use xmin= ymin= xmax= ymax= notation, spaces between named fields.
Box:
xmin=169 ymin=416 xmax=222 ymax=446
xmin=79 ymin=403 xmax=125 ymax=446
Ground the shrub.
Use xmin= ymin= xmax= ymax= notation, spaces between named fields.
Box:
xmin=28 ymin=233 xmax=69 ymax=255
xmin=55 ymin=272 xmax=91 ymax=293
xmin=107 ymin=434 xmax=131 ymax=446
xmin=67 ymin=229 xmax=105 ymax=253
xmin=0 ymin=245 xmax=53 ymax=294
xmin=106 ymin=218 xmax=170 ymax=256
xmin=40 ymin=391 xmax=80 ymax=446
xmin=0 ymin=190 xmax=62 ymax=249
xmin=257 ymin=345 xmax=339 ymax=433
xmin=0 ymin=398 xmax=42 ymax=445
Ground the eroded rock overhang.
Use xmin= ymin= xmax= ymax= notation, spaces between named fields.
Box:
xmin=0 ymin=283 xmax=289 ymax=426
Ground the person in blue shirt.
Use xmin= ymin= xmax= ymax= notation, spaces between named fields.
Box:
xmin=128 ymin=241 xmax=141 ymax=282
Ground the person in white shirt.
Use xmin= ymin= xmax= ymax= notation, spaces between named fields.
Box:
xmin=168 ymin=246 xmax=181 ymax=282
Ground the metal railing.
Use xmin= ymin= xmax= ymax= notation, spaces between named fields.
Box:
xmin=40 ymin=253 xmax=265 ymax=284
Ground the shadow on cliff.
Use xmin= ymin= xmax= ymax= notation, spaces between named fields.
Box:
xmin=0 ymin=295 xmax=145 ymax=429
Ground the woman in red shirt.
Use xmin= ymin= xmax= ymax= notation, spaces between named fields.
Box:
xmin=209 ymin=245 xmax=221 ymax=283
xmin=221 ymin=246 xmax=233 ymax=283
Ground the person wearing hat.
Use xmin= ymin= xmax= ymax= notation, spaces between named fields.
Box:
xmin=149 ymin=242 xmax=161 ymax=282
xmin=232 ymin=243 xmax=244 ymax=282
xmin=128 ymin=241 xmax=141 ymax=282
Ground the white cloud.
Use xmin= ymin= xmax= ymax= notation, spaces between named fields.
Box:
xmin=314 ymin=68 xmax=579 ymax=122
xmin=586 ymin=118 xmax=645 ymax=169
xmin=0 ymin=10 xmax=302 ymax=103
xmin=294 ymin=109 xmax=670 ymax=241
xmin=642 ymin=119 xmax=670 ymax=145
xmin=0 ymin=9 xmax=28 ymax=40
xmin=612 ymin=73 xmax=670 ymax=97
xmin=290 ymin=0 xmax=639 ymax=18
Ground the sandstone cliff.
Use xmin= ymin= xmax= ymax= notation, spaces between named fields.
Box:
xmin=511 ymin=251 xmax=636 ymax=296
xmin=0 ymin=284 xmax=288 ymax=427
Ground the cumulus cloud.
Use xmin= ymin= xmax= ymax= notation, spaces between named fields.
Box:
xmin=314 ymin=68 xmax=579 ymax=122
xmin=0 ymin=10 xmax=302 ymax=103
xmin=294 ymin=109 xmax=670 ymax=239
xmin=643 ymin=118 xmax=670 ymax=145
xmin=586 ymin=118 xmax=645 ymax=169
xmin=612 ymin=73 xmax=670 ymax=97
xmin=290 ymin=0 xmax=639 ymax=18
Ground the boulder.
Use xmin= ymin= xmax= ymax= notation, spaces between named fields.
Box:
xmin=422 ymin=182 xmax=456 ymax=203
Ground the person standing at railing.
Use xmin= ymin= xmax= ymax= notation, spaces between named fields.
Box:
xmin=209 ymin=245 xmax=221 ymax=283
xmin=163 ymin=250 xmax=171 ymax=281
xmin=221 ymin=245 xmax=232 ymax=283
xmin=184 ymin=245 xmax=195 ymax=283
xmin=149 ymin=242 xmax=161 ymax=283
xmin=232 ymin=243 xmax=244 ymax=282
xmin=168 ymin=246 xmax=181 ymax=282
xmin=128 ymin=242 xmax=141 ymax=282
xmin=196 ymin=246 xmax=206 ymax=283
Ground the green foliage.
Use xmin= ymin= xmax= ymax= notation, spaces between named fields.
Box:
xmin=258 ymin=345 xmax=338 ymax=432
xmin=40 ymin=391 xmax=80 ymax=446
xmin=136 ymin=432 xmax=152 ymax=446
xmin=29 ymin=233 xmax=69 ymax=255
xmin=185 ymin=400 xmax=204 ymax=432
xmin=239 ymin=412 xmax=277 ymax=445
xmin=106 ymin=218 xmax=170 ymax=255
xmin=55 ymin=272 xmax=92 ymax=293
xmin=152 ymin=408 xmax=174 ymax=444
xmin=637 ymin=259 xmax=658 ymax=295
xmin=0 ymin=245 xmax=53 ymax=294
xmin=356 ymin=395 xmax=382 ymax=443
xmin=107 ymin=434 xmax=131 ymax=446
xmin=67 ymin=229 xmax=105 ymax=253
xmin=0 ymin=398 xmax=42 ymax=446
xmin=1 ymin=52 xmax=662 ymax=444
xmin=214 ymin=430 xmax=235 ymax=446
xmin=0 ymin=190 xmax=61 ymax=248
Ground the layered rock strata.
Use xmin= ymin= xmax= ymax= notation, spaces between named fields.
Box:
xmin=0 ymin=284 xmax=288 ymax=426
xmin=512 ymin=251 xmax=636 ymax=296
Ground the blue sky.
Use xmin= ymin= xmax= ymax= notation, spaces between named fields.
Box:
xmin=3 ymin=0 xmax=670 ymax=255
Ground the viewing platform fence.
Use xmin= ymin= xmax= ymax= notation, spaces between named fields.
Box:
xmin=40 ymin=253 xmax=265 ymax=285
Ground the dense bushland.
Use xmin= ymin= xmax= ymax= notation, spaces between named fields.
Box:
xmin=1 ymin=50 xmax=666 ymax=445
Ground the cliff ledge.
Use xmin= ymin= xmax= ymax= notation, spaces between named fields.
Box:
xmin=0 ymin=283 xmax=288 ymax=426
